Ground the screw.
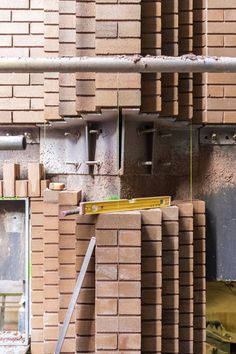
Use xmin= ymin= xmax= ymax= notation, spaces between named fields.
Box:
xmin=233 ymin=134 xmax=236 ymax=141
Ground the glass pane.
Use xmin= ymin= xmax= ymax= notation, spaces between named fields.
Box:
xmin=0 ymin=200 xmax=26 ymax=344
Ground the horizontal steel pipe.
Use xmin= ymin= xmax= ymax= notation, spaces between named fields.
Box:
xmin=0 ymin=135 xmax=27 ymax=150
xmin=0 ymin=55 xmax=236 ymax=73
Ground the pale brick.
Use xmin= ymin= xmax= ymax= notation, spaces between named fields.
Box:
xmin=44 ymin=12 xmax=59 ymax=25
xmin=30 ymin=22 xmax=44 ymax=34
xmin=0 ymin=36 xmax=11 ymax=47
xmin=77 ymin=96 xmax=95 ymax=112
xmin=118 ymin=21 xmax=140 ymax=38
xmin=0 ymin=111 xmax=11 ymax=123
xmin=60 ymin=29 xmax=76 ymax=43
xmin=96 ymin=4 xmax=140 ymax=20
xmin=96 ymin=73 xmax=140 ymax=89
xmin=0 ymin=10 xmax=11 ymax=21
xmin=60 ymin=0 xmax=76 ymax=14
xmin=119 ymin=89 xmax=141 ymax=106
xmin=44 ymin=25 xmax=59 ymax=38
xmin=96 ymin=334 xmax=118 ymax=350
xmin=44 ymin=0 xmax=58 ymax=11
xmin=0 ymin=98 xmax=29 ymax=110
xmin=76 ymin=80 xmax=95 ymax=95
xmin=96 ymin=22 xmax=117 ymax=38
xmin=76 ymin=3 xmax=95 ymax=17
xmin=14 ymin=85 xmax=43 ymax=98
xmin=96 ymin=38 xmax=140 ymax=54
xmin=14 ymin=35 xmax=44 ymax=47
xmin=76 ymin=18 xmax=95 ymax=33
xmin=13 ymin=111 xmax=44 ymax=123
xmin=96 ymin=90 xmax=117 ymax=107
xmin=0 ymin=0 xmax=29 ymax=9
xmin=60 ymin=14 xmax=76 ymax=29
xmin=12 ymin=10 xmax=43 ymax=22
xmin=77 ymin=33 xmax=95 ymax=49
xmin=0 ymin=47 xmax=29 ymax=57
xmin=0 ymin=22 xmax=29 ymax=34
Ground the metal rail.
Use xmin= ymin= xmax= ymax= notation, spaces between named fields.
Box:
xmin=0 ymin=55 xmax=236 ymax=73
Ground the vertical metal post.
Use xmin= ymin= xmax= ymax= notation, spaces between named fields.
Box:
xmin=54 ymin=237 xmax=96 ymax=354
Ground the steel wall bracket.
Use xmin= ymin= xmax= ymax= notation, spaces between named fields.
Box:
xmin=200 ymin=126 xmax=236 ymax=145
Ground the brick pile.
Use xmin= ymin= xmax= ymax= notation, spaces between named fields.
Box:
xmin=141 ymin=209 xmax=162 ymax=353
xmin=29 ymin=200 xmax=206 ymax=353
xmin=95 ymin=212 xmax=142 ymax=352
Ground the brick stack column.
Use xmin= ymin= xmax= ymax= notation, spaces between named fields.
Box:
xmin=141 ymin=0 xmax=161 ymax=113
xmin=141 ymin=209 xmax=162 ymax=354
xmin=178 ymin=0 xmax=193 ymax=120
xmin=95 ymin=212 xmax=141 ymax=353
xmin=95 ymin=0 xmax=141 ymax=109
xmin=161 ymin=0 xmax=179 ymax=117
xmin=193 ymin=0 xmax=207 ymax=123
xmin=59 ymin=0 xmax=77 ymax=117
xmin=58 ymin=191 xmax=80 ymax=353
xmin=162 ymin=206 xmax=179 ymax=354
xmin=176 ymin=202 xmax=194 ymax=354
xmin=43 ymin=199 xmax=60 ymax=354
xmin=44 ymin=0 xmax=60 ymax=121
xmin=76 ymin=0 xmax=96 ymax=112
xmin=30 ymin=198 xmax=44 ymax=354
xmin=193 ymin=200 xmax=206 ymax=354
xmin=76 ymin=214 xmax=97 ymax=353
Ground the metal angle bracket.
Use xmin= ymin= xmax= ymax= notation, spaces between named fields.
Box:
xmin=199 ymin=126 xmax=236 ymax=145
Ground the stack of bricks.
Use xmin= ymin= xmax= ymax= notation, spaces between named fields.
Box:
xmin=30 ymin=189 xmax=81 ymax=354
xmin=29 ymin=201 xmax=206 ymax=353
xmin=193 ymin=200 xmax=206 ymax=354
xmin=0 ymin=0 xmax=45 ymax=124
xmin=162 ymin=206 xmax=179 ymax=354
xmin=95 ymin=0 xmax=141 ymax=109
xmin=76 ymin=0 xmax=96 ymax=112
xmin=141 ymin=209 xmax=162 ymax=353
xmin=178 ymin=0 xmax=193 ymax=121
xmin=193 ymin=0 xmax=207 ymax=124
xmin=31 ymin=197 xmax=44 ymax=354
xmin=161 ymin=0 xmax=179 ymax=117
xmin=1 ymin=162 xmax=48 ymax=198
xmin=205 ymin=1 xmax=236 ymax=123
xmin=59 ymin=0 xmax=77 ymax=117
xmin=42 ymin=195 xmax=60 ymax=354
xmin=44 ymin=0 xmax=60 ymax=121
xmin=141 ymin=0 xmax=161 ymax=113
xmin=76 ymin=214 xmax=96 ymax=353
xmin=95 ymin=212 xmax=142 ymax=353
xmin=175 ymin=201 xmax=194 ymax=354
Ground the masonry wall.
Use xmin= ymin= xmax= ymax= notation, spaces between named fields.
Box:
xmin=0 ymin=1 xmax=236 ymax=123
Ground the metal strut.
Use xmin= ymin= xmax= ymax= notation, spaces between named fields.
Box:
xmin=1 ymin=55 xmax=236 ymax=73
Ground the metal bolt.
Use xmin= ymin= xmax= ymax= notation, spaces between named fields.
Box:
xmin=89 ymin=129 xmax=102 ymax=135
xmin=233 ymin=134 xmax=236 ymax=141
xmin=211 ymin=133 xmax=217 ymax=141
xmin=137 ymin=128 xmax=157 ymax=135
xmin=85 ymin=160 xmax=101 ymax=167
xmin=64 ymin=131 xmax=80 ymax=139
xmin=138 ymin=161 xmax=153 ymax=166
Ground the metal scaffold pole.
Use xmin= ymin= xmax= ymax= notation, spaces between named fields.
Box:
xmin=0 ymin=55 xmax=235 ymax=73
